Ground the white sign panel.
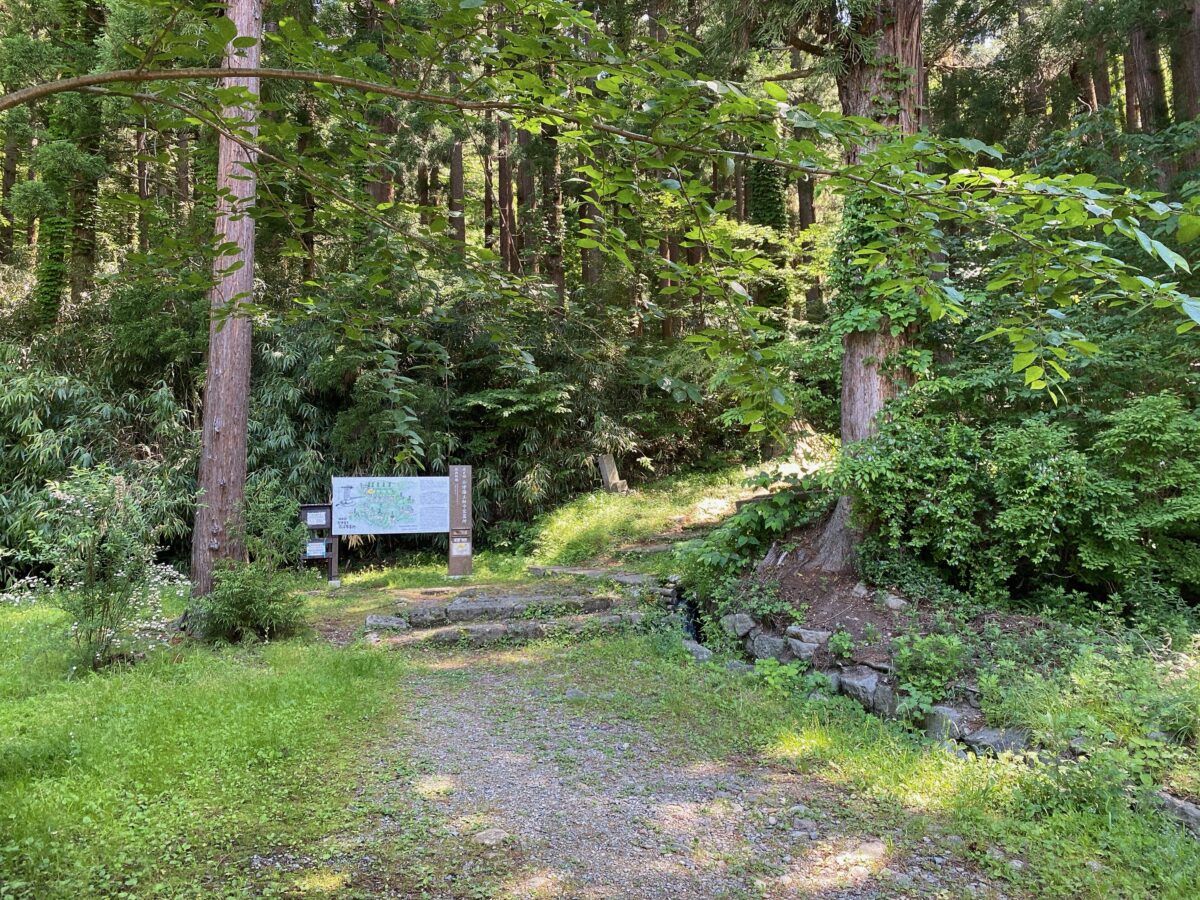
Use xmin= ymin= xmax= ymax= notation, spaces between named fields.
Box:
xmin=305 ymin=510 xmax=328 ymax=527
xmin=332 ymin=477 xmax=450 ymax=535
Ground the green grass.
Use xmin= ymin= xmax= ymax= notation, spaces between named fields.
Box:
xmin=514 ymin=634 xmax=1200 ymax=900
xmin=530 ymin=466 xmax=752 ymax=565
xmin=0 ymin=601 xmax=411 ymax=899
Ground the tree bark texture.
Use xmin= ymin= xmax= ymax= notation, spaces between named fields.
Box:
xmin=497 ymin=119 xmax=516 ymax=271
xmin=449 ymin=134 xmax=465 ymax=244
xmin=191 ymin=0 xmax=262 ymax=596
xmin=0 ymin=130 xmax=17 ymax=261
xmin=811 ymin=0 xmax=923 ymax=573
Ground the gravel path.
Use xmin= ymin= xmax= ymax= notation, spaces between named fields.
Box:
xmin=395 ymin=651 xmax=1021 ymax=900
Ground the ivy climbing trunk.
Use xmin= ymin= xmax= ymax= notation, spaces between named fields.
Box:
xmin=190 ymin=0 xmax=262 ymax=597
xmin=809 ymin=0 xmax=923 ymax=574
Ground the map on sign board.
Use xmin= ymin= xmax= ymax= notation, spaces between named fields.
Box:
xmin=331 ymin=477 xmax=450 ymax=535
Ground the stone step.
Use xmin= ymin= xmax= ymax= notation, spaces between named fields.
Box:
xmin=527 ymin=565 xmax=658 ymax=587
xmin=372 ymin=611 xmax=645 ymax=649
xmin=393 ymin=588 xmax=620 ymax=628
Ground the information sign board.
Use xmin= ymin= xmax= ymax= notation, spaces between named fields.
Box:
xmin=332 ymin=477 xmax=450 ymax=536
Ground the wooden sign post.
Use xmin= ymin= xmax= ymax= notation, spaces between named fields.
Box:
xmin=448 ymin=465 xmax=473 ymax=577
xmin=299 ymin=503 xmax=339 ymax=584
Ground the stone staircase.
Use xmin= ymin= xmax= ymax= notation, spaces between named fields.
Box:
xmin=362 ymin=583 xmax=647 ymax=649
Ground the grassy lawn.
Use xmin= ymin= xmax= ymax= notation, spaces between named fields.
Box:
xmin=0 ymin=600 xmax=411 ymax=899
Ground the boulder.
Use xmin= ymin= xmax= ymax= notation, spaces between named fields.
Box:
xmin=749 ymin=633 xmax=790 ymax=662
xmin=851 ymin=582 xmax=871 ymax=599
xmin=1158 ymin=792 xmax=1200 ymax=837
xmin=963 ymin=727 xmax=1029 ymax=756
xmin=924 ymin=705 xmax=970 ymax=741
xmin=871 ymin=682 xmax=899 ymax=718
xmin=882 ymin=592 xmax=908 ymax=611
xmin=787 ymin=638 xmax=820 ymax=662
xmin=725 ymin=660 xmax=755 ymax=674
xmin=786 ymin=625 xmax=833 ymax=644
xmin=682 ymin=639 xmax=713 ymax=663
xmin=472 ymin=828 xmax=510 ymax=847
xmin=365 ymin=614 xmax=410 ymax=631
xmin=839 ymin=666 xmax=880 ymax=710
xmin=720 ymin=613 xmax=756 ymax=638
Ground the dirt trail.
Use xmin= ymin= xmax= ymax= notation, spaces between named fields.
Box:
xmin=392 ymin=650 xmax=1019 ymax=900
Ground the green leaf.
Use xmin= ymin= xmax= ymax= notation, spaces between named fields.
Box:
xmin=1177 ymin=214 xmax=1200 ymax=244
xmin=1011 ymin=352 xmax=1037 ymax=373
xmin=763 ymin=82 xmax=788 ymax=102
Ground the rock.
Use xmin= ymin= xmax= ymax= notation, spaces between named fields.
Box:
xmin=871 ymin=682 xmax=899 ymax=718
xmin=963 ymin=727 xmax=1029 ymax=756
xmin=611 ymin=573 xmax=653 ymax=586
xmin=852 ymin=582 xmax=871 ymax=599
xmin=720 ymin=613 xmax=756 ymax=638
xmin=1158 ymin=791 xmax=1200 ymax=837
xmin=883 ymin=592 xmax=908 ymax=611
xmin=785 ymin=625 xmax=833 ymax=644
xmin=839 ymin=666 xmax=880 ymax=710
xmin=472 ymin=828 xmax=510 ymax=847
xmin=924 ymin=705 xmax=970 ymax=741
xmin=794 ymin=818 xmax=819 ymax=831
xmin=363 ymin=631 xmax=381 ymax=645
xmin=725 ymin=661 xmax=755 ymax=674
xmin=365 ymin=614 xmax=410 ymax=630
xmin=682 ymin=639 xmax=713 ymax=663
xmin=564 ymin=688 xmax=587 ymax=701
xmin=787 ymin=639 xmax=820 ymax=661
xmin=750 ymin=633 xmax=790 ymax=662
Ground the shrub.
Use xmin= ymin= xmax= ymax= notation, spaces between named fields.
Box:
xmin=838 ymin=391 xmax=1200 ymax=622
xmin=198 ymin=479 xmax=308 ymax=642
xmin=202 ymin=562 xmax=305 ymax=642
xmin=893 ymin=633 xmax=967 ymax=696
xmin=25 ymin=466 xmax=165 ymax=666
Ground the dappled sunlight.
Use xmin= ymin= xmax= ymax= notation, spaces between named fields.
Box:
xmin=413 ymin=773 xmax=457 ymax=799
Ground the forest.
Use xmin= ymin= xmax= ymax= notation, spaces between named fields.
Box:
xmin=2 ymin=0 xmax=1200 ymax=897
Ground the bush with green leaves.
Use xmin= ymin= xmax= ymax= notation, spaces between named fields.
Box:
xmin=198 ymin=479 xmax=308 ymax=643
xmin=24 ymin=466 xmax=167 ymax=666
xmin=838 ymin=391 xmax=1200 ymax=622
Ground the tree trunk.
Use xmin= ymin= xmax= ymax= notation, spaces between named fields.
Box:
xmin=449 ymin=134 xmax=465 ymax=244
xmin=1128 ymin=26 xmax=1170 ymax=131
xmin=580 ymin=174 xmax=601 ymax=286
xmin=0 ymin=129 xmax=17 ymax=262
xmin=366 ymin=113 xmax=397 ymax=206
xmin=190 ymin=0 xmax=263 ymax=597
xmin=516 ymin=128 xmax=536 ymax=274
xmin=1093 ymin=44 xmax=1113 ymax=108
xmin=136 ymin=127 xmax=150 ymax=253
xmin=498 ymin=120 xmax=516 ymax=271
xmin=810 ymin=0 xmax=923 ymax=573
xmin=175 ymin=129 xmax=191 ymax=203
xmin=483 ymin=112 xmax=495 ymax=252
xmin=1172 ymin=1 xmax=1200 ymax=121
xmin=540 ymin=124 xmax=564 ymax=300
xmin=416 ymin=160 xmax=430 ymax=224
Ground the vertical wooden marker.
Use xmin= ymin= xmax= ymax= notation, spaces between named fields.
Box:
xmin=448 ymin=465 xmax=473 ymax=577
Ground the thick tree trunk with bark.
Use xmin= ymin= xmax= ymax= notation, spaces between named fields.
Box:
xmin=540 ymin=125 xmax=564 ymax=300
xmin=1172 ymin=1 xmax=1200 ymax=121
xmin=190 ymin=0 xmax=262 ymax=597
xmin=0 ymin=130 xmax=17 ymax=262
xmin=810 ymin=0 xmax=923 ymax=573
xmin=1093 ymin=44 xmax=1113 ymax=108
xmin=136 ymin=127 xmax=150 ymax=253
xmin=497 ymin=120 xmax=516 ymax=271
xmin=449 ymin=135 xmax=465 ymax=244
xmin=516 ymin=129 xmax=536 ymax=274
xmin=1128 ymin=26 xmax=1170 ymax=132
xmin=482 ymin=112 xmax=495 ymax=252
